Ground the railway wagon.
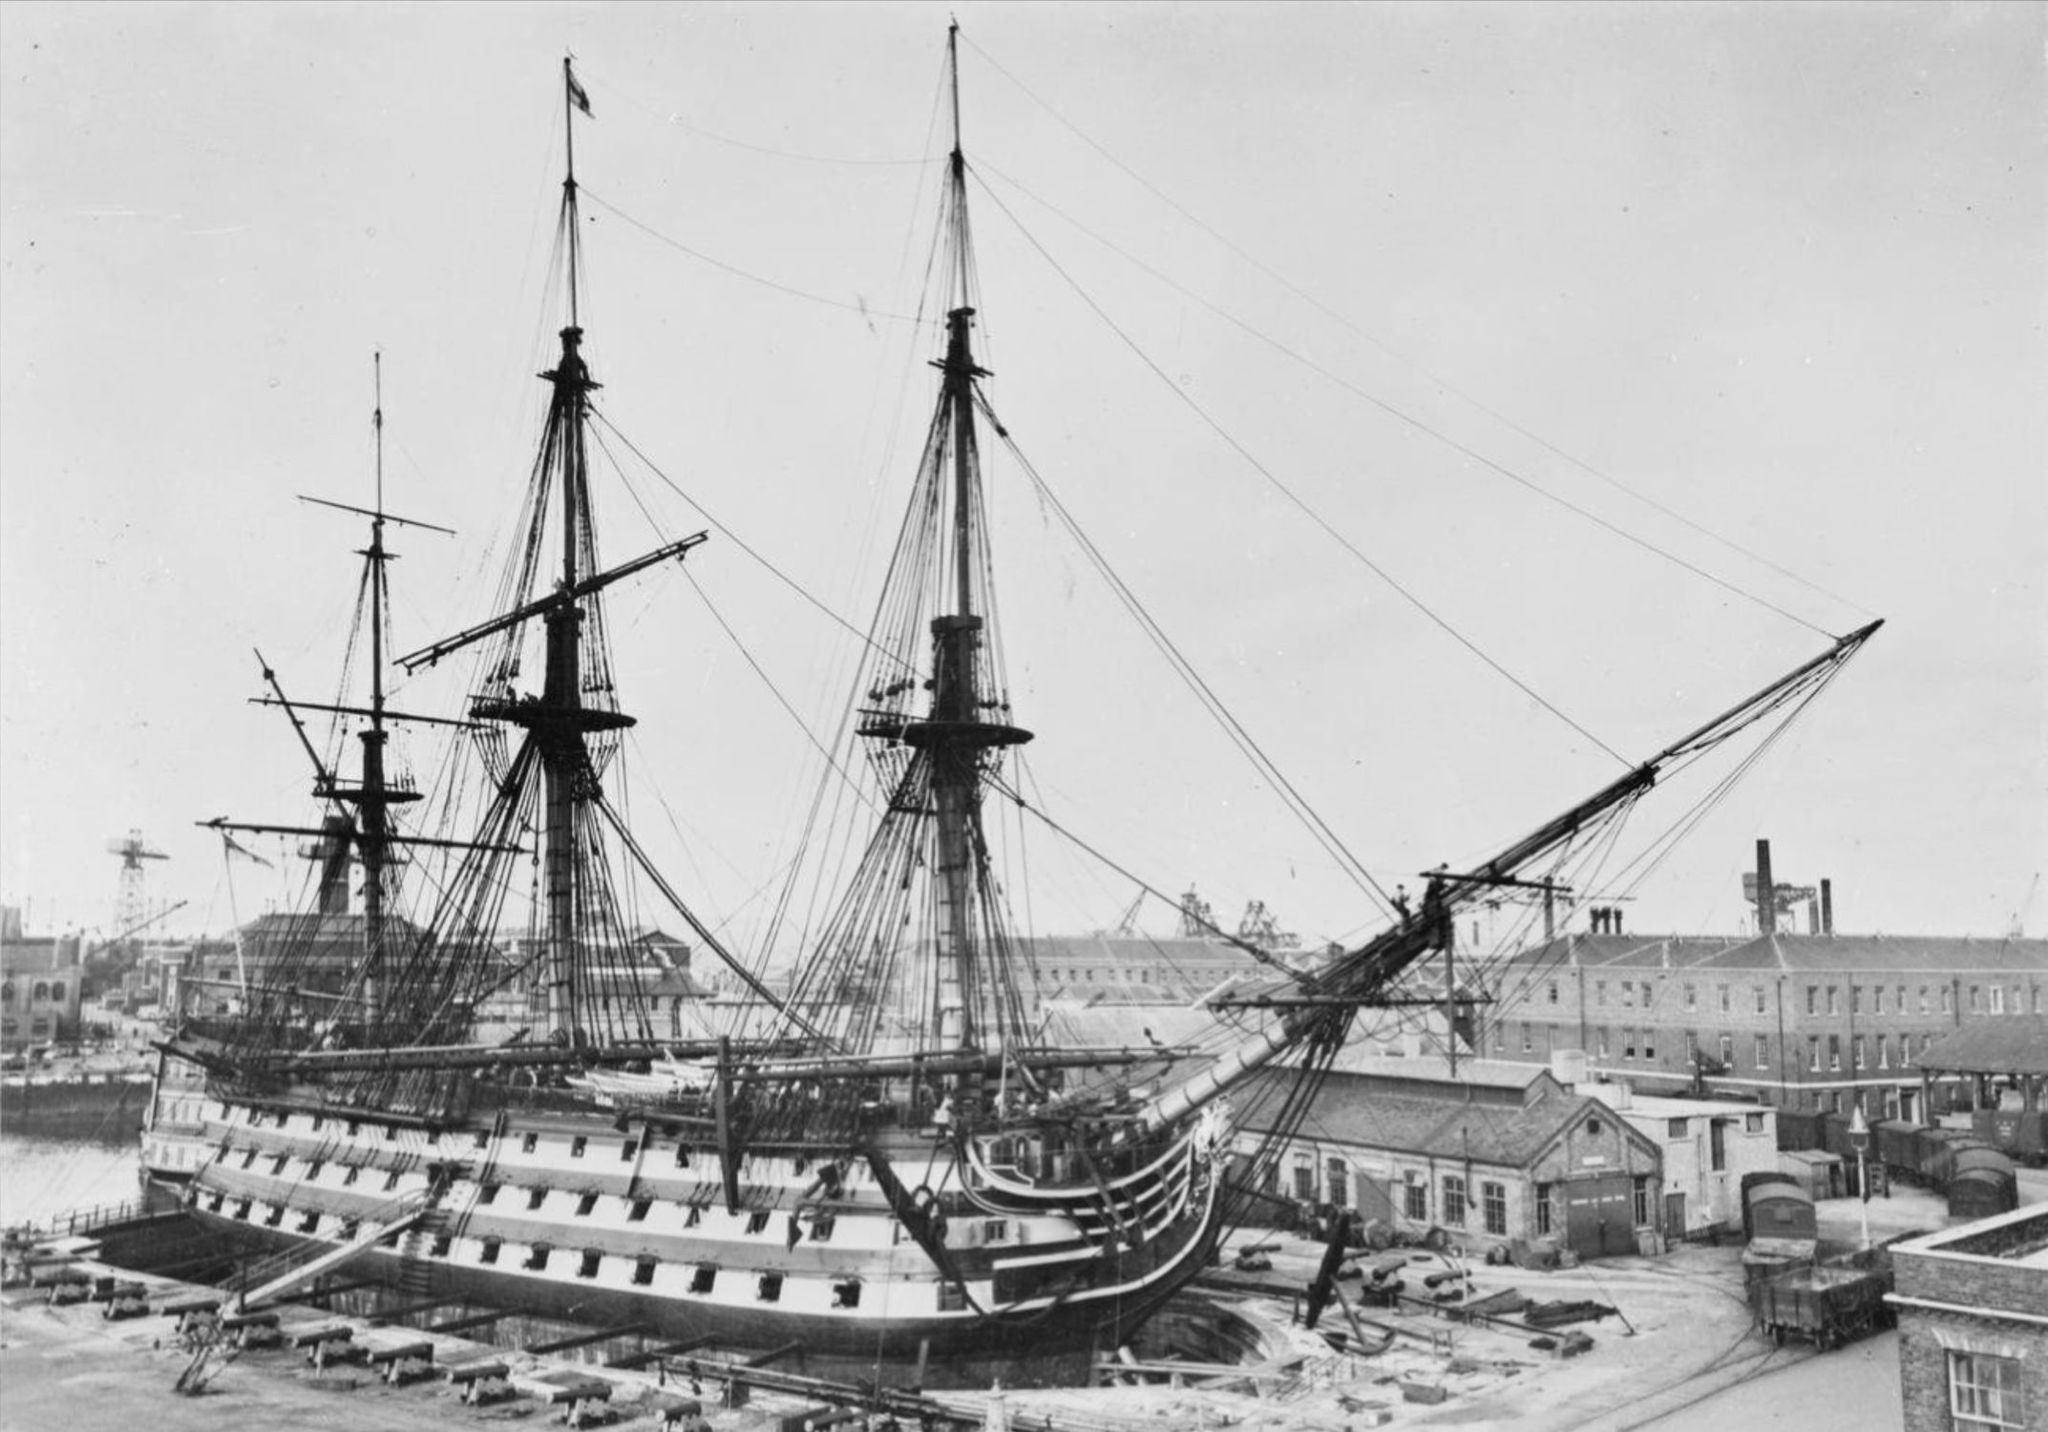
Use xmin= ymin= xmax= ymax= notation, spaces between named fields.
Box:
xmin=1749 ymin=1263 xmax=1893 ymax=1351
xmin=1971 ymin=1108 xmax=2048 ymax=1163
xmin=1949 ymin=1167 xmax=2020 ymax=1220
xmin=1873 ymin=1119 xmax=1921 ymax=1176
xmin=1741 ymin=1174 xmax=1816 ymax=1244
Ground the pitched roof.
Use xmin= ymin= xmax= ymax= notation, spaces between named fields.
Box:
xmin=1506 ymin=931 xmax=2048 ymax=975
xmin=1239 ymin=1070 xmax=1641 ymax=1169
xmin=1917 ymin=1019 xmax=2048 ymax=1076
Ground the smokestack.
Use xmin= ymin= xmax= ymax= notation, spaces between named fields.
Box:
xmin=1756 ymin=839 xmax=1776 ymax=936
xmin=1821 ymin=879 xmax=1834 ymax=937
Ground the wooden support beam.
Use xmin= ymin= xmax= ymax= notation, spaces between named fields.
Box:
xmin=742 ymin=1340 xmax=805 ymax=1369
xmin=522 ymin=1322 xmax=652 ymax=1356
xmin=603 ymin=1335 xmax=721 ymax=1369
xmin=367 ymin=1295 xmax=460 ymax=1325
xmin=428 ymin=1309 xmax=510 ymax=1335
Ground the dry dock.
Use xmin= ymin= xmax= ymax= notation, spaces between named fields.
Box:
xmin=1 ymin=1186 xmax=1953 ymax=1431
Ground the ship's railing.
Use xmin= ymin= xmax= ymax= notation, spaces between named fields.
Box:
xmin=11 ymin=1197 xmax=153 ymax=1240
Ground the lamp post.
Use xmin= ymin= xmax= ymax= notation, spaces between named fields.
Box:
xmin=1847 ymin=1102 xmax=1871 ymax=1251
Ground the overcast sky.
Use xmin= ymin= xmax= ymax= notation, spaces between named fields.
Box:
xmin=2 ymin=2 xmax=2042 ymax=953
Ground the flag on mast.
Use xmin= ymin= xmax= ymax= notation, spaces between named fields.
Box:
xmin=223 ymin=832 xmax=273 ymax=868
xmin=567 ymin=64 xmax=593 ymax=117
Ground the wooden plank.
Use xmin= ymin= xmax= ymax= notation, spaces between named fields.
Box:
xmin=427 ymin=1309 xmax=509 ymax=1334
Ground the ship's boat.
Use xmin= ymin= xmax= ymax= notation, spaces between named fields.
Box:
xmin=158 ymin=32 xmax=1880 ymax=1384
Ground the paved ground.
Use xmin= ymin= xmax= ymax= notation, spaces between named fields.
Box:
xmin=0 ymin=1179 xmax=2013 ymax=1432
xmin=0 ymin=1295 xmax=506 ymax=1432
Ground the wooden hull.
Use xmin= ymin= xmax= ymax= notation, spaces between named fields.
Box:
xmin=179 ymin=1088 xmax=1231 ymax=1377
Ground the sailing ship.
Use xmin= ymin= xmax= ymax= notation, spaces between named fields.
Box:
xmin=159 ymin=37 xmax=1879 ymax=1379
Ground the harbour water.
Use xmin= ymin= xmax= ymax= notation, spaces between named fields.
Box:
xmin=0 ymin=1129 xmax=139 ymax=1228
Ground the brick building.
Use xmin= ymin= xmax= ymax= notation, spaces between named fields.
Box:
xmin=0 ymin=907 xmax=84 ymax=1049
xmin=1890 ymin=1204 xmax=2047 ymax=1432
xmin=1483 ymin=930 xmax=2048 ymax=1117
xmin=1236 ymin=1057 xmax=1666 ymax=1260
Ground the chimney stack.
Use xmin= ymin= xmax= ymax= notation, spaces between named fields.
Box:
xmin=1821 ymin=878 xmax=1834 ymax=936
xmin=1755 ymin=839 xmax=1776 ymax=936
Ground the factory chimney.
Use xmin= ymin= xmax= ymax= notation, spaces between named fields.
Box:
xmin=1821 ymin=878 xmax=1834 ymax=937
xmin=1755 ymin=839 xmax=1776 ymax=936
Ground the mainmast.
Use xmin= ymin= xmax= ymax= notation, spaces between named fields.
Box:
xmin=914 ymin=27 xmax=1027 ymax=1063
xmin=398 ymin=61 xmax=706 ymax=1049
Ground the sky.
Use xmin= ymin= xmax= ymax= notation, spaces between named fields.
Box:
xmin=1 ymin=2 xmax=2042 ymax=954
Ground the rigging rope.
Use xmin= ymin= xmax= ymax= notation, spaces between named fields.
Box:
xmin=969 ymin=171 xmax=1634 ymax=770
xmin=959 ymin=31 xmax=1870 ymax=628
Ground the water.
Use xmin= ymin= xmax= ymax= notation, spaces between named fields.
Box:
xmin=0 ymin=1130 xmax=140 ymax=1228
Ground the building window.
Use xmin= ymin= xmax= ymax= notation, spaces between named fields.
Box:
xmin=1746 ymin=1113 xmax=1765 ymax=1135
xmin=1632 ymin=1177 xmax=1651 ymax=1225
xmin=478 ymin=1182 xmax=500 ymax=1205
xmin=1829 ymin=1035 xmax=1842 ymax=1071
xmin=1666 ymin=1117 xmax=1689 ymax=1139
xmin=571 ymin=1136 xmax=588 ymax=1158
xmin=1684 ymin=985 xmax=1696 ymax=1011
xmin=1878 ymin=1036 xmax=1891 ymax=1070
xmin=1622 ymin=983 xmax=1634 ymax=1009
xmin=1853 ymin=1036 xmax=1867 ymax=1070
xmin=527 ymin=1187 xmax=548 ymax=1211
xmin=430 ymin=1232 xmax=452 ymax=1257
xmin=629 ymin=1198 xmax=652 ymax=1222
xmin=1622 ymin=1028 xmax=1637 ymax=1060
xmin=1755 ymin=1034 xmax=1769 ymax=1070
xmin=1990 ymin=986 xmax=2005 ymax=1014
xmin=1596 ymin=1026 xmax=1610 ymax=1059
xmin=1596 ymin=981 xmax=1607 ymax=1006
xmin=1948 ymin=1350 xmax=2025 ymax=1430
xmin=1808 ymin=1037 xmax=1821 ymax=1072
xmin=757 ymin=1272 xmax=784 ymax=1303
xmin=1851 ymin=986 xmax=1861 ymax=1015
xmin=1896 ymin=984 xmax=1906 ymax=1015
xmin=1443 ymin=1175 xmax=1467 ymax=1226
xmin=689 ymin=1265 xmax=716 ymax=1294
xmin=1535 ymin=1184 xmax=1553 ymax=1236
xmin=1403 ymin=1177 xmax=1427 ymax=1222
xmin=1493 ymin=1022 xmax=1506 ymax=1054
xmin=1327 ymin=1158 xmax=1349 ymax=1207
xmin=1521 ymin=1022 xmax=1533 ymax=1053
xmin=1806 ymin=986 xmax=1818 ymax=1016
xmin=575 ymin=1192 xmax=598 ymax=1217
xmin=1827 ymin=987 xmax=1838 ymax=1016
xmin=633 ymin=1257 xmax=657 ymax=1287
xmin=1942 ymin=986 xmax=1954 ymax=1014
xmin=620 ymin=1139 xmax=638 ymax=1162
xmin=1754 ymin=986 xmax=1767 ymax=1014
xmin=1903 ymin=1037 xmax=1915 ymax=1069
xmin=578 ymin=1250 xmax=602 ymax=1279
xmin=479 ymin=1238 xmax=501 ymax=1265
xmin=521 ymin=1132 xmax=538 ymax=1154
xmin=1482 ymin=1182 xmax=1506 ymax=1236
xmin=1919 ymin=986 xmax=1930 ymax=1014
xmin=1718 ymin=1034 xmax=1734 ymax=1068
xmin=1547 ymin=981 xmax=1558 ymax=1006
xmin=1293 ymin=1161 xmax=1315 ymax=1201
xmin=1642 ymin=1028 xmax=1656 ymax=1061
